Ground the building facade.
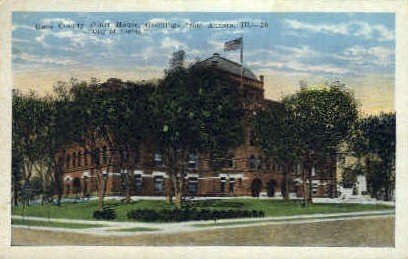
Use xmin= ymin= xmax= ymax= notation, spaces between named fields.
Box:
xmin=60 ymin=53 xmax=337 ymax=199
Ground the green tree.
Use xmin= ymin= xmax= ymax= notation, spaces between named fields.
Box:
xmin=68 ymin=79 xmax=119 ymax=209
xmin=283 ymin=82 xmax=358 ymax=205
xmin=12 ymin=91 xmax=53 ymax=206
xmin=253 ymin=102 xmax=304 ymax=200
xmin=349 ymin=113 xmax=395 ymax=200
xmin=151 ymin=65 xmax=243 ymax=208
xmin=100 ymin=79 xmax=154 ymax=203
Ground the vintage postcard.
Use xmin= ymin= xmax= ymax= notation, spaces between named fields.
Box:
xmin=1 ymin=0 xmax=407 ymax=258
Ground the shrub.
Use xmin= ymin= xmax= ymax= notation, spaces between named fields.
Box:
xmin=92 ymin=207 xmax=116 ymax=220
xmin=127 ymin=208 xmax=265 ymax=222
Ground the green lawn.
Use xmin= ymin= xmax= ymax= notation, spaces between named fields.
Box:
xmin=11 ymin=199 xmax=393 ymax=222
xmin=11 ymin=218 xmax=104 ymax=229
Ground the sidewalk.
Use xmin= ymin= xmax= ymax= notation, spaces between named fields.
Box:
xmin=12 ymin=209 xmax=395 ymax=236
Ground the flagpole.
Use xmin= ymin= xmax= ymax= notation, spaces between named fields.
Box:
xmin=240 ymin=36 xmax=243 ymax=88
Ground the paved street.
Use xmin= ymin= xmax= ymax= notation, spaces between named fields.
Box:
xmin=11 ymin=211 xmax=395 ymax=246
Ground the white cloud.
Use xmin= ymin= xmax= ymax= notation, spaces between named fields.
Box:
xmin=160 ymin=36 xmax=185 ymax=50
xmin=336 ymin=45 xmax=394 ymax=66
xmin=40 ymin=18 xmax=76 ymax=24
xmin=12 ymin=24 xmax=35 ymax=31
xmin=248 ymin=59 xmax=348 ymax=75
xmin=285 ymin=19 xmax=349 ymax=35
xmin=207 ymin=39 xmax=224 ymax=51
xmin=14 ymin=52 xmax=78 ymax=65
xmin=284 ymin=19 xmax=394 ymax=42
xmin=12 ymin=38 xmax=31 ymax=43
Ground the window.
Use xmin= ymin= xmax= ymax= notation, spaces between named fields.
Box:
xmin=256 ymin=156 xmax=262 ymax=170
xmin=121 ymin=171 xmax=127 ymax=190
xmin=248 ymin=155 xmax=256 ymax=169
xmin=229 ymin=178 xmax=235 ymax=193
xmin=133 ymin=148 xmax=140 ymax=164
xmin=226 ymin=152 xmax=235 ymax=168
xmin=154 ymin=176 xmax=164 ymax=193
xmin=249 ymin=130 xmax=256 ymax=146
xmin=66 ymin=154 xmax=71 ymax=168
xmin=188 ymin=177 xmax=198 ymax=195
xmin=135 ymin=174 xmax=143 ymax=190
xmin=188 ymin=154 xmax=198 ymax=169
xmin=84 ymin=151 xmax=88 ymax=166
xmin=77 ymin=152 xmax=82 ymax=167
xmin=93 ymin=148 xmax=100 ymax=166
xmin=265 ymin=158 xmax=271 ymax=170
xmin=154 ymin=153 xmax=163 ymax=167
xmin=102 ymin=146 xmax=108 ymax=164
xmin=220 ymin=177 xmax=226 ymax=193
xmin=123 ymin=148 xmax=129 ymax=162
xmin=65 ymin=179 xmax=70 ymax=195
xmin=72 ymin=152 xmax=77 ymax=168
xmin=83 ymin=176 xmax=88 ymax=195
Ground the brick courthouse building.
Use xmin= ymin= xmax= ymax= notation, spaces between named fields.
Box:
xmin=61 ymin=53 xmax=337 ymax=199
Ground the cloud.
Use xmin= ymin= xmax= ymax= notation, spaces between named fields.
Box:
xmin=12 ymin=24 xmax=35 ymax=31
xmin=285 ymin=19 xmax=349 ymax=35
xmin=160 ymin=36 xmax=185 ymax=50
xmin=336 ymin=45 xmax=394 ymax=66
xmin=41 ymin=18 xmax=76 ymax=24
xmin=14 ymin=52 xmax=78 ymax=65
xmin=248 ymin=59 xmax=349 ymax=75
xmin=284 ymin=19 xmax=394 ymax=42
xmin=207 ymin=39 xmax=225 ymax=51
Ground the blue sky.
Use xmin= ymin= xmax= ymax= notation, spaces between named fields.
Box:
xmin=12 ymin=12 xmax=395 ymax=114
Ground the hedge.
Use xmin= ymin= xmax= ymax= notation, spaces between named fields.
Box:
xmin=92 ymin=207 xmax=117 ymax=220
xmin=127 ymin=208 xmax=264 ymax=222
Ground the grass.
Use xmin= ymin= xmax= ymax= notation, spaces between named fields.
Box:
xmin=11 ymin=218 xmax=103 ymax=229
xmin=11 ymin=198 xmax=394 ymax=222
xmin=110 ymin=227 xmax=160 ymax=232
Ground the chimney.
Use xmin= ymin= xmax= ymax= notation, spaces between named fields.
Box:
xmin=259 ymin=75 xmax=265 ymax=88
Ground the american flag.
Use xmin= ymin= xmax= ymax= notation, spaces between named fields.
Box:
xmin=224 ymin=37 xmax=243 ymax=51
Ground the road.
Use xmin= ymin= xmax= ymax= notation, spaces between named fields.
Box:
xmin=12 ymin=215 xmax=394 ymax=246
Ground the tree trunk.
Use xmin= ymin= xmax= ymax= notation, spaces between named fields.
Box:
xmin=125 ymin=170 xmax=131 ymax=203
xmin=174 ymin=191 xmax=182 ymax=210
xmin=284 ymin=165 xmax=290 ymax=200
xmin=308 ymin=163 xmax=314 ymax=205
xmin=54 ymin=157 xmax=64 ymax=206
xmin=302 ymin=165 xmax=309 ymax=206
xmin=97 ymin=170 xmax=106 ymax=210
